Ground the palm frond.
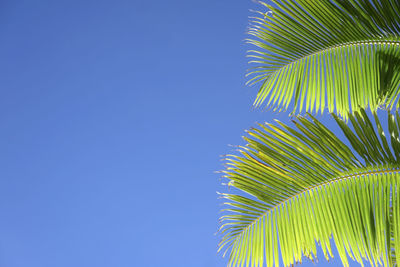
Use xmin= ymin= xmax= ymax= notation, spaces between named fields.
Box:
xmin=219 ymin=109 xmax=400 ymax=266
xmin=248 ymin=0 xmax=400 ymax=117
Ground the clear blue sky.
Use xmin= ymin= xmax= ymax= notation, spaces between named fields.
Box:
xmin=0 ymin=1 xmax=361 ymax=266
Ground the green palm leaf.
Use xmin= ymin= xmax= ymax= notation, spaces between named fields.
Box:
xmin=219 ymin=109 xmax=400 ymax=266
xmin=248 ymin=0 xmax=400 ymax=117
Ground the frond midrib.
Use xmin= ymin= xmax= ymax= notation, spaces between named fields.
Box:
xmin=247 ymin=38 xmax=400 ymax=85
xmin=228 ymin=166 xmax=400 ymax=246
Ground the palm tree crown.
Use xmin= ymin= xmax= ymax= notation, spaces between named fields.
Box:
xmin=219 ymin=1 xmax=400 ymax=266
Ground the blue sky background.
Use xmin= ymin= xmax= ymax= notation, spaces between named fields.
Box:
xmin=0 ymin=1 xmax=364 ymax=266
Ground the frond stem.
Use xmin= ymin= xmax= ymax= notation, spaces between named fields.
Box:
xmin=247 ymin=39 xmax=400 ymax=77
xmin=232 ymin=166 xmax=400 ymax=241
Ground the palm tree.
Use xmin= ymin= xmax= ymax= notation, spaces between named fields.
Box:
xmin=219 ymin=0 xmax=400 ymax=266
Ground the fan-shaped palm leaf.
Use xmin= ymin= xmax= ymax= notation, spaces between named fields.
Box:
xmin=248 ymin=0 xmax=400 ymax=117
xmin=219 ymin=109 xmax=400 ymax=266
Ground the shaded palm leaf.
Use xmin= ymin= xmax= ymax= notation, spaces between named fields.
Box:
xmin=248 ymin=0 xmax=400 ymax=117
xmin=219 ymin=109 xmax=400 ymax=266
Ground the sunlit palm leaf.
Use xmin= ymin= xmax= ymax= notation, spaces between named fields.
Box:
xmin=219 ymin=109 xmax=400 ymax=266
xmin=247 ymin=0 xmax=400 ymax=117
